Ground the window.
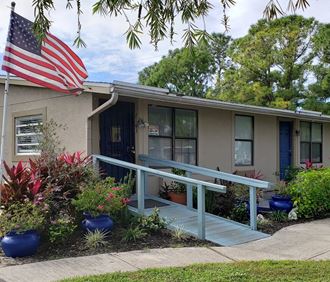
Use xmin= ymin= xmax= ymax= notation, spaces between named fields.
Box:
xmin=15 ymin=115 xmax=43 ymax=155
xmin=148 ymin=106 xmax=197 ymax=164
xmin=235 ymin=115 xmax=253 ymax=166
xmin=300 ymin=122 xmax=322 ymax=163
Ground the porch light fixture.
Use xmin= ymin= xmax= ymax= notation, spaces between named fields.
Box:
xmin=136 ymin=118 xmax=149 ymax=128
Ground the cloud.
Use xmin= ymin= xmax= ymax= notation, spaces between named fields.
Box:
xmin=0 ymin=0 xmax=329 ymax=83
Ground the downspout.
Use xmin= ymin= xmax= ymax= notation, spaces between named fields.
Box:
xmin=86 ymin=87 xmax=119 ymax=155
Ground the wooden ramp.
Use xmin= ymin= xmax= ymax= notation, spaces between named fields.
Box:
xmin=128 ymin=195 xmax=269 ymax=247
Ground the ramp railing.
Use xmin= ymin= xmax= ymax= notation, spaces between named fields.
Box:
xmin=139 ymin=154 xmax=274 ymax=231
xmin=92 ymin=154 xmax=226 ymax=239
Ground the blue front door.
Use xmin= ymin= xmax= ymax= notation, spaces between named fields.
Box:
xmin=279 ymin=121 xmax=293 ymax=180
xmin=99 ymin=101 xmax=135 ymax=181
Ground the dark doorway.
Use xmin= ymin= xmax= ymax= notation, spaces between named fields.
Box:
xmin=279 ymin=121 xmax=293 ymax=180
xmin=99 ymin=101 xmax=135 ymax=181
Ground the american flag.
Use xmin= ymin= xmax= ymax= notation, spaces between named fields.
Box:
xmin=1 ymin=11 xmax=88 ymax=94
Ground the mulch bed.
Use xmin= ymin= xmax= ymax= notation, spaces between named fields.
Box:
xmin=258 ymin=218 xmax=314 ymax=234
xmin=0 ymin=226 xmax=215 ymax=268
xmin=256 ymin=212 xmax=329 ymax=234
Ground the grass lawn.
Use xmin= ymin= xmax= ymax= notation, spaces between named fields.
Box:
xmin=61 ymin=260 xmax=330 ymax=282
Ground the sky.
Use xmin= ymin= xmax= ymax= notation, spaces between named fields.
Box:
xmin=0 ymin=0 xmax=329 ymax=83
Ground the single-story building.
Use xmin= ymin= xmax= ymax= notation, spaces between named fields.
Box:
xmin=1 ymin=76 xmax=330 ymax=193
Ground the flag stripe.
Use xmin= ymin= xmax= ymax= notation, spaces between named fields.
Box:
xmin=5 ymin=44 xmax=56 ymax=72
xmin=5 ymin=43 xmax=79 ymax=89
xmin=3 ymin=55 xmax=68 ymax=85
xmin=44 ymin=35 xmax=87 ymax=76
xmin=42 ymin=41 xmax=86 ymax=82
xmin=1 ymin=11 xmax=88 ymax=94
xmin=2 ymin=63 xmax=71 ymax=93
xmin=47 ymin=33 xmax=86 ymax=69
xmin=47 ymin=33 xmax=86 ymax=71
xmin=41 ymin=47 xmax=84 ymax=88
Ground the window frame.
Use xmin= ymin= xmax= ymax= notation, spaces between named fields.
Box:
xmin=148 ymin=105 xmax=198 ymax=165
xmin=300 ymin=121 xmax=323 ymax=164
xmin=12 ymin=108 xmax=46 ymax=161
xmin=234 ymin=114 xmax=254 ymax=166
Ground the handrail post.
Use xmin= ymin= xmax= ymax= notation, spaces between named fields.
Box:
xmin=137 ymin=169 xmax=145 ymax=214
xmin=186 ymin=171 xmax=193 ymax=209
xmin=197 ymin=184 xmax=205 ymax=239
xmin=92 ymin=155 xmax=99 ymax=172
xmin=143 ymin=160 xmax=149 ymax=195
xmin=249 ymin=186 xmax=257 ymax=230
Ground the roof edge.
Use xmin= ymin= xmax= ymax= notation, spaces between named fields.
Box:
xmin=1 ymin=75 xmax=330 ymax=122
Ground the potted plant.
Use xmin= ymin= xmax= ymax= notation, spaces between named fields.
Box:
xmin=160 ymin=168 xmax=187 ymax=205
xmin=167 ymin=181 xmax=187 ymax=205
xmin=73 ymin=177 xmax=130 ymax=232
xmin=0 ymin=202 xmax=45 ymax=257
xmin=269 ymin=181 xmax=293 ymax=213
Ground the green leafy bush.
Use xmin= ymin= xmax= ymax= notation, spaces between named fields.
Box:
xmin=49 ymin=214 xmax=77 ymax=243
xmin=0 ymin=202 xmax=45 ymax=237
xmin=289 ymin=168 xmax=330 ymax=218
xmin=72 ymin=177 xmax=131 ymax=217
xmin=137 ymin=208 xmax=167 ymax=233
xmin=122 ymin=226 xmax=147 ymax=242
xmin=229 ymin=202 xmax=248 ymax=223
xmin=271 ymin=211 xmax=288 ymax=222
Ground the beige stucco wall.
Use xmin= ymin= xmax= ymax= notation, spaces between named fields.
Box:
xmin=0 ymin=84 xmax=93 ymax=165
xmin=134 ymin=99 xmax=281 ymax=184
xmin=2 ymin=84 xmax=329 ymax=187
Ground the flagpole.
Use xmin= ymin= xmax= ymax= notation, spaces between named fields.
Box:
xmin=0 ymin=2 xmax=16 ymax=203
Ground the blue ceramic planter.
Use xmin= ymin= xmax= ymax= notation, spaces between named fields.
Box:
xmin=1 ymin=230 xmax=40 ymax=258
xmin=269 ymin=195 xmax=293 ymax=213
xmin=81 ymin=213 xmax=114 ymax=232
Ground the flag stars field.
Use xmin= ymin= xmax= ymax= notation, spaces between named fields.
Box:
xmin=2 ymin=11 xmax=88 ymax=94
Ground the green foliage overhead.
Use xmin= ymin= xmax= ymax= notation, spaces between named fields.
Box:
xmin=210 ymin=15 xmax=319 ymax=110
xmin=304 ymin=24 xmax=330 ymax=113
xmin=138 ymin=33 xmax=231 ymax=97
xmin=138 ymin=45 xmax=215 ymax=97
xmin=30 ymin=0 xmax=311 ymax=49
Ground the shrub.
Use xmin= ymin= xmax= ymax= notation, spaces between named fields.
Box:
xmin=172 ymin=225 xmax=187 ymax=241
xmin=229 ymin=202 xmax=249 ymax=223
xmin=0 ymin=202 xmax=45 ymax=237
xmin=30 ymin=120 xmax=99 ymax=218
xmin=84 ymin=230 xmax=108 ymax=249
xmin=122 ymin=226 xmax=147 ymax=242
xmin=49 ymin=214 xmax=77 ymax=243
xmin=271 ymin=211 xmax=288 ymax=222
xmin=72 ymin=177 xmax=130 ymax=218
xmin=0 ymin=161 xmax=42 ymax=207
xmin=289 ymin=168 xmax=330 ymax=218
xmin=274 ymin=181 xmax=290 ymax=196
xmin=31 ymin=151 xmax=97 ymax=214
xmin=136 ymin=208 xmax=167 ymax=233
xmin=284 ymin=166 xmax=302 ymax=182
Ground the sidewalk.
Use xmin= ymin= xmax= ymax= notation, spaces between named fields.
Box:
xmin=0 ymin=218 xmax=329 ymax=282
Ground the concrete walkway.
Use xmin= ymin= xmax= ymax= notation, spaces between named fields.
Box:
xmin=0 ymin=218 xmax=329 ymax=282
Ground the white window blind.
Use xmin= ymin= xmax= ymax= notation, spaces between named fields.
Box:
xmin=15 ymin=115 xmax=43 ymax=155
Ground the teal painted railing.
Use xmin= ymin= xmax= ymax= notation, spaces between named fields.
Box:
xmin=92 ymin=154 xmax=226 ymax=239
xmin=139 ymin=155 xmax=274 ymax=231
